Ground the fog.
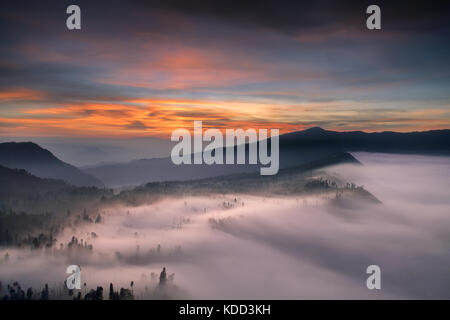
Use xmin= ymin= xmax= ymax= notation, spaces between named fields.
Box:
xmin=0 ymin=136 xmax=173 ymax=167
xmin=1 ymin=153 xmax=450 ymax=299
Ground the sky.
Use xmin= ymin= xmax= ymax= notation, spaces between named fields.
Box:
xmin=1 ymin=0 xmax=450 ymax=140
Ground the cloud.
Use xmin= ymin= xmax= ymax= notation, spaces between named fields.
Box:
xmin=126 ymin=120 xmax=150 ymax=131
xmin=0 ymin=0 xmax=449 ymax=138
xmin=0 ymin=88 xmax=46 ymax=101
xmin=135 ymin=0 xmax=450 ymax=35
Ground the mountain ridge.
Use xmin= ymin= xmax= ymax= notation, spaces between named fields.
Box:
xmin=0 ymin=142 xmax=104 ymax=187
xmin=0 ymin=165 xmax=71 ymax=197
xmin=84 ymin=127 xmax=449 ymax=187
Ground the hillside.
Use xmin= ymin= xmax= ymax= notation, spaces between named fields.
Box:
xmin=0 ymin=142 xmax=104 ymax=187
xmin=85 ymin=128 xmax=450 ymax=187
xmin=281 ymin=127 xmax=450 ymax=153
xmin=0 ymin=165 xmax=71 ymax=197
xmin=112 ymin=151 xmax=380 ymax=206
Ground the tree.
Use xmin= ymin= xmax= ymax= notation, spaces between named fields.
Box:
xmin=159 ymin=267 xmax=167 ymax=287
xmin=40 ymin=284 xmax=49 ymax=300
xmin=109 ymin=283 xmax=114 ymax=300
xmin=26 ymin=287 xmax=33 ymax=300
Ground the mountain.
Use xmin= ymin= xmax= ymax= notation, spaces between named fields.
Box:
xmin=0 ymin=142 xmax=104 ymax=187
xmin=0 ymin=165 xmax=71 ymax=197
xmin=112 ymin=151 xmax=382 ymax=207
xmin=85 ymin=127 xmax=450 ymax=187
xmin=84 ymin=142 xmax=345 ymax=187
xmin=280 ymin=127 xmax=450 ymax=154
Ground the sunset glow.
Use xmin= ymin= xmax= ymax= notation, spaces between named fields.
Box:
xmin=1 ymin=1 xmax=449 ymax=139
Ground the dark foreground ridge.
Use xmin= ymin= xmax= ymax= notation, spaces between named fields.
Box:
xmin=0 ymin=142 xmax=104 ymax=187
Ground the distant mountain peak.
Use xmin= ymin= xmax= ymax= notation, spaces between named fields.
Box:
xmin=303 ymin=127 xmax=327 ymax=133
xmin=0 ymin=141 xmax=59 ymax=163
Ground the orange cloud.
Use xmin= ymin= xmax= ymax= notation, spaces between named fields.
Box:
xmin=0 ymin=98 xmax=306 ymax=138
xmin=0 ymin=88 xmax=46 ymax=101
xmin=1 ymin=93 xmax=449 ymax=138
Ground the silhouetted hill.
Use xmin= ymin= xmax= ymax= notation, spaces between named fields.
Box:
xmin=281 ymin=127 xmax=450 ymax=154
xmin=85 ymin=128 xmax=449 ymax=187
xmin=112 ymin=151 xmax=379 ymax=206
xmin=14 ymin=127 xmax=441 ymax=189
xmin=0 ymin=165 xmax=71 ymax=197
xmin=84 ymin=148 xmax=349 ymax=187
xmin=84 ymin=141 xmax=356 ymax=187
xmin=0 ymin=142 xmax=104 ymax=187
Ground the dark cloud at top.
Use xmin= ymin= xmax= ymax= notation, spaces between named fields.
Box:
xmin=135 ymin=0 xmax=450 ymax=34
xmin=2 ymin=0 xmax=449 ymax=37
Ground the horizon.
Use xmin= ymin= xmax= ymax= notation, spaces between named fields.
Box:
xmin=3 ymin=125 xmax=450 ymax=142
xmin=1 ymin=125 xmax=449 ymax=168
